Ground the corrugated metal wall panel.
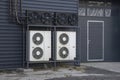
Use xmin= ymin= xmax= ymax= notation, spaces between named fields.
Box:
xmin=0 ymin=0 xmax=23 ymax=69
xmin=0 ymin=0 xmax=78 ymax=69
xmin=23 ymin=0 xmax=78 ymax=13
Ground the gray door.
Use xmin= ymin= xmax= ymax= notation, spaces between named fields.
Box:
xmin=87 ymin=20 xmax=104 ymax=61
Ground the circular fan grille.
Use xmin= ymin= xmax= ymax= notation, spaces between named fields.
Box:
xmin=32 ymin=47 xmax=43 ymax=59
xmin=68 ymin=14 xmax=77 ymax=26
xmin=28 ymin=12 xmax=39 ymax=24
xmin=59 ymin=47 xmax=69 ymax=58
xmin=32 ymin=33 xmax=43 ymax=45
xmin=41 ymin=12 xmax=52 ymax=25
xmin=59 ymin=33 xmax=69 ymax=45
xmin=56 ymin=13 xmax=67 ymax=25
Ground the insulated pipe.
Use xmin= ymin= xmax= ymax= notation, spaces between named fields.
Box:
xmin=9 ymin=0 xmax=12 ymax=16
xmin=20 ymin=0 xmax=22 ymax=18
xmin=15 ymin=0 xmax=21 ymax=24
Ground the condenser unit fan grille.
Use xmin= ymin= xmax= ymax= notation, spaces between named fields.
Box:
xmin=68 ymin=14 xmax=78 ymax=26
xmin=28 ymin=11 xmax=39 ymax=24
xmin=56 ymin=13 xmax=68 ymax=25
xmin=27 ymin=11 xmax=53 ymax=25
xmin=59 ymin=47 xmax=69 ymax=58
xmin=32 ymin=33 xmax=43 ymax=45
xmin=59 ymin=33 xmax=69 ymax=45
xmin=27 ymin=10 xmax=78 ymax=26
xmin=55 ymin=12 xmax=78 ymax=26
xmin=41 ymin=12 xmax=52 ymax=25
xmin=32 ymin=47 xmax=43 ymax=59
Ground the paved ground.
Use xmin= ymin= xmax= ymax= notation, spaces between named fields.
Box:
xmin=81 ymin=62 xmax=120 ymax=73
xmin=48 ymin=75 xmax=120 ymax=80
xmin=0 ymin=62 xmax=120 ymax=80
xmin=48 ymin=62 xmax=120 ymax=80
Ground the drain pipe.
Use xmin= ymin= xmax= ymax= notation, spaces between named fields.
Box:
xmin=20 ymin=0 xmax=25 ymax=68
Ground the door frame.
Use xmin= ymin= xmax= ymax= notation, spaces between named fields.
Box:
xmin=87 ymin=20 xmax=104 ymax=61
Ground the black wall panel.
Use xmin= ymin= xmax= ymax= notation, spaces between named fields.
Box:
xmin=0 ymin=0 xmax=78 ymax=69
xmin=79 ymin=17 xmax=116 ymax=62
xmin=0 ymin=0 xmax=23 ymax=69
xmin=79 ymin=3 xmax=120 ymax=62
xmin=112 ymin=5 xmax=120 ymax=62
xmin=22 ymin=0 xmax=78 ymax=13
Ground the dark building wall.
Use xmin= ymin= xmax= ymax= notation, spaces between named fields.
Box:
xmin=79 ymin=1 xmax=120 ymax=62
xmin=0 ymin=0 xmax=23 ymax=69
xmin=112 ymin=4 xmax=120 ymax=62
xmin=0 ymin=0 xmax=78 ymax=69
xmin=22 ymin=0 xmax=78 ymax=13
xmin=79 ymin=17 xmax=115 ymax=62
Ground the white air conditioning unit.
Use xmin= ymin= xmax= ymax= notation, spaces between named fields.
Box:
xmin=56 ymin=31 xmax=76 ymax=60
xmin=29 ymin=30 xmax=51 ymax=62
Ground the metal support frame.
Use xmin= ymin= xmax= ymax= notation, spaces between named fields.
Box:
xmin=25 ymin=26 xmax=79 ymax=69
xmin=25 ymin=10 xmax=80 ymax=69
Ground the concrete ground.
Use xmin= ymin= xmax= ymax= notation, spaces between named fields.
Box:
xmin=0 ymin=67 xmax=102 ymax=80
xmin=0 ymin=62 xmax=120 ymax=80
xmin=81 ymin=62 xmax=120 ymax=73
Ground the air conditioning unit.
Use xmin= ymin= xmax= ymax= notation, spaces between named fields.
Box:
xmin=56 ymin=31 xmax=76 ymax=60
xmin=27 ymin=11 xmax=54 ymax=25
xmin=55 ymin=12 xmax=78 ymax=26
xmin=29 ymin=30 xmax=51 ymax=62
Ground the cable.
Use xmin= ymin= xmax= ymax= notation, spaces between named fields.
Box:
xmin=9 ymin=0 xmax=28 ymax=25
